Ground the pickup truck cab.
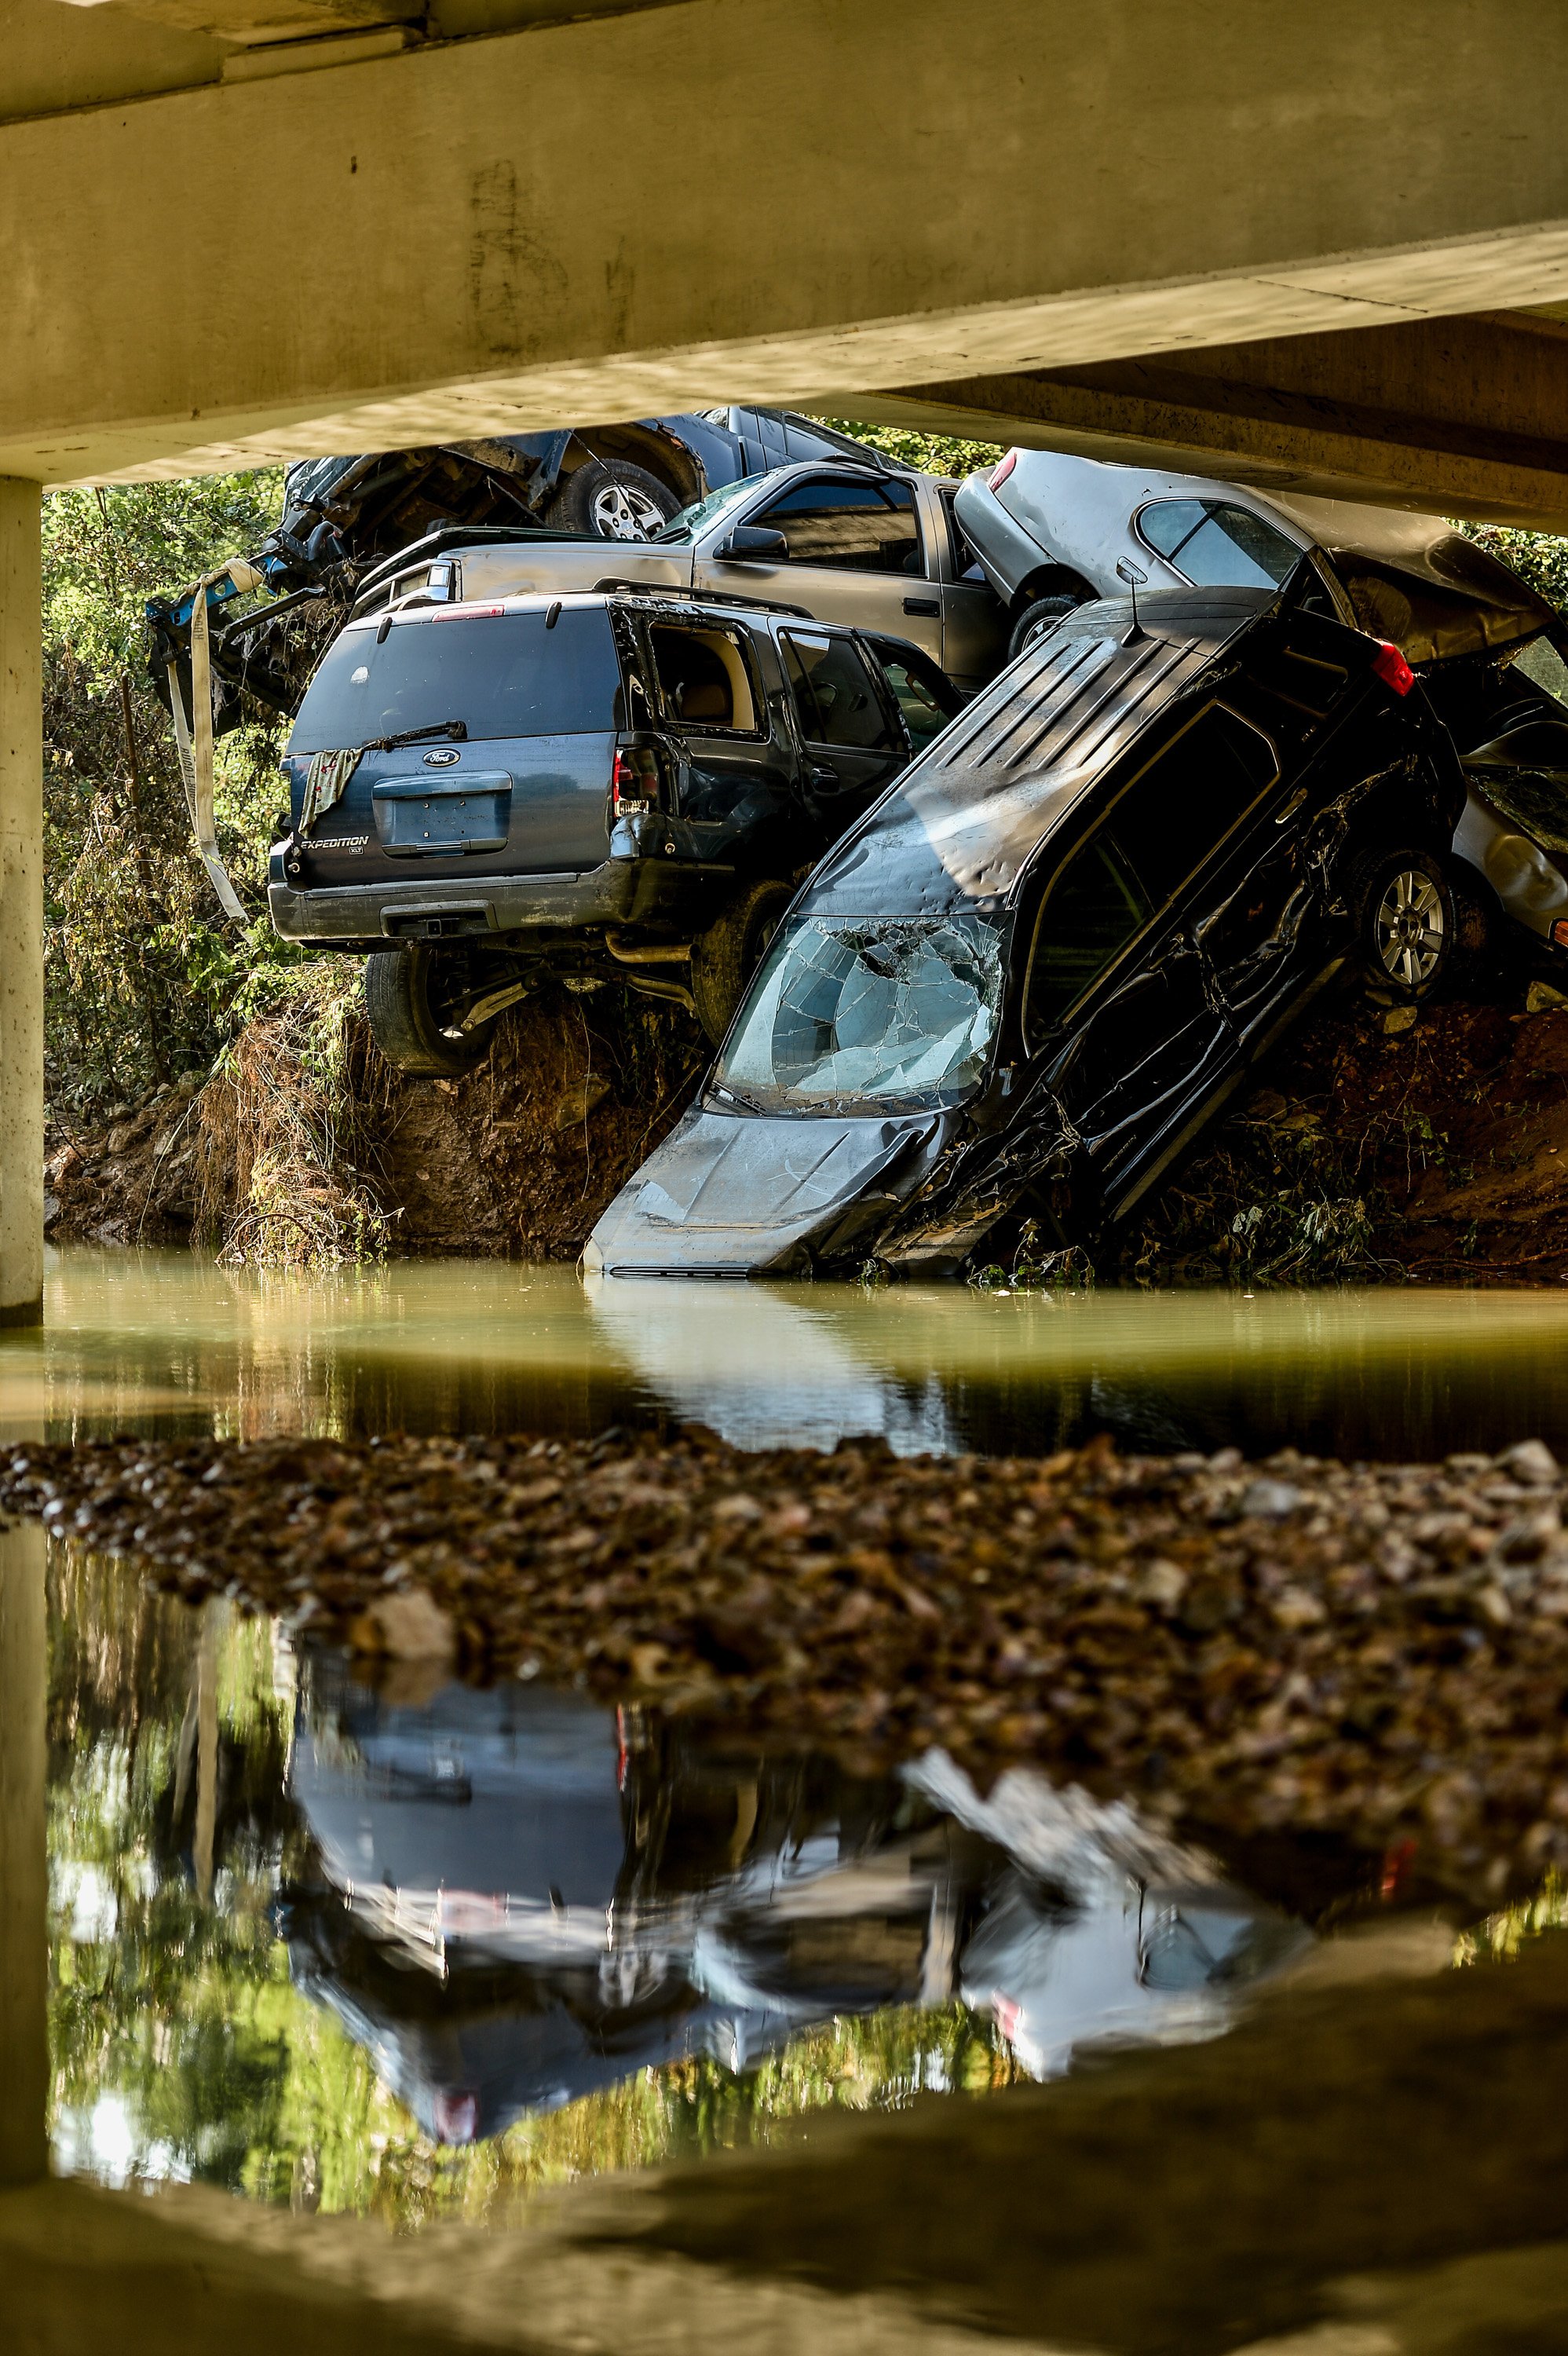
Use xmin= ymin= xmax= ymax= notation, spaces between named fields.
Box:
xmin=268 ymin=587 xmax=961 ymax=1069
xmin=354 ymin=456 xmax=1007 ymax=695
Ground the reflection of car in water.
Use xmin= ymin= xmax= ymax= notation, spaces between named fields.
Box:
xmin=956 ymin=448 xmax=1568 ymax=966
xmin=283 ymin=1663 xmax=1304 ymax=2146
xmin=587 ymin=576 xmax=1464 ymax=1279
xmin=583 ymin=1269 xmax=962 ymax=1455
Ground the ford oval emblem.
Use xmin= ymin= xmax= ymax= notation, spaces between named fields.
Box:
xmin=422 ymin=746 xmax=461 ymax=766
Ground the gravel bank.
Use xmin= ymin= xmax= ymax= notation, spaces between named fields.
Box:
xmin=10 ymin=1428 xmax=1568 ymax=1899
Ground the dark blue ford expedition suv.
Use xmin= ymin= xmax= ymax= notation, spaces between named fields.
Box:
xmin=269 ymin=587 xmax=959 ymax=1070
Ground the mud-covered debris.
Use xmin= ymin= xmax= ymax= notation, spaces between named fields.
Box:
xmin=13 ymin=1428 xmax=1568 ymax=1900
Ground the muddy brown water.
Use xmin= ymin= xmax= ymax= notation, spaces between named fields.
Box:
xmin=13 ymin=1241 xmax=1568 ymax=1460
xmin=17 ymin=1246 xmax=1568 ymax=2348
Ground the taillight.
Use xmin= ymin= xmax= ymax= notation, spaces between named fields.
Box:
xmin=1552 ymin=918 xmax=1568 ymax=949
xmin=612 ymin=741 xmax=664 ymax=815
xmin=1370 ymin=639 xmax=1416 ymax=697
xmin=990 ymin=448 xmax=1018 ymax=491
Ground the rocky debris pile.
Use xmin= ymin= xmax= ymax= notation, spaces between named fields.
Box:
xmin=44 ymin=1073 xmax=206 ymax=1246
xmin=9 ymin=1426 xmax=1568 ymax=1901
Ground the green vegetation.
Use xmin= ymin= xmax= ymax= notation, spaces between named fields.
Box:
xmin=817 ymin=419 xmax=1003 ymax=481
xmin=43 ymin=473 xmax=300 ymax=1117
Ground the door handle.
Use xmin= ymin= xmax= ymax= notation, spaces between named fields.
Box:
xmin=903 ymin=597 xmax=940 ymax=617
xmin=810 ymin=763 xmax=842 ymax=789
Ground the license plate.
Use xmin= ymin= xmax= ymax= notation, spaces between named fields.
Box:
xmin=373 ymin=773 xmax=511 ymax=857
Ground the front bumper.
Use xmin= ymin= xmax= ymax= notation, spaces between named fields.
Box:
xmin=267 ymin=854 xmax=736 ymax=948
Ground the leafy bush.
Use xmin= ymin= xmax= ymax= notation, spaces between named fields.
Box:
xmin=42 ymin=474 xmax=301 ymax=1115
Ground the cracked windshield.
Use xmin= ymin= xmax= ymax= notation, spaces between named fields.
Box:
xmin=12 ymin=378 xmax=1568 ymax=2356
xmin=720 ymin=914 xmax=1006 ymax=1104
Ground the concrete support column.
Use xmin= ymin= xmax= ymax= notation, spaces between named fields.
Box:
xmin=0 ymin=479 xmax=42 ymax=1327
xmin=0 ymin=1520 xmax=48 ymax=2188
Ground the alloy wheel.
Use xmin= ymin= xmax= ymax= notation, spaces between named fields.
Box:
xmin=1373 ymin=868 xmax=1446 ymax=990
xmin=590 ymin=481 xmax=669 ymax=540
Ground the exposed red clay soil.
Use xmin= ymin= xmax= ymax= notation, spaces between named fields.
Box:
xmin=1127 ymin=993 xmax=1568 ymax=1287
xmin=45 ymin=981 xmax=1568 ymax=1278
xmin=47 ymin=982 xmax=704 ymax=1262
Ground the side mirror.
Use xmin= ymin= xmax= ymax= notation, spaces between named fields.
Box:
xmin=716 ymin=525 xmax=788 ymax=560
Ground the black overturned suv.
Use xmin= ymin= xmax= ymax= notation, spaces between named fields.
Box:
xmin=586 ymin=576 xmax=1467 ymax=1279
xmin=268 ymin=588 xmax=959 ymax=1066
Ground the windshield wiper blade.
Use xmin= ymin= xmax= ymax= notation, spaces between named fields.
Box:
xmin=364 ymin=719 xmax=468 ymax=752
xmin=709 ymin=1082 xmax=768 ymax=1114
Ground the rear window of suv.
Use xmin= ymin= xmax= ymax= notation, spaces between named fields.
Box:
xmin=291 ymin=606 xmax=624 ymax=752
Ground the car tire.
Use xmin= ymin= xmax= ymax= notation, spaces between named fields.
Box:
xmin=1008 ymin=594 xmax=1083 ymax=662
xmin=364 ymin=947 xmax=496 ymax=1077
xmin=544 ymin=459 xmax=681 ymax=541
xmin=690 ymin=879 xmax=794 ymax=1047
xmin=1348 ymin=847 xmax=1453 ymax=1004
xmin=1449 ymin=870 xmax=1506 ymax=981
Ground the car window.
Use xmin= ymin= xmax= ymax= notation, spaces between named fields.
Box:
xmin=1136 ymin=499 xmax=1302 ymax=590
xmin=651 ymin=477 xmax=758 ymax=544
xmin=1111 ymin=704 xmax=1280 ymax=905
xmin=1025 ymin=704 xmax=1279 ymax=1037
xmin=1136 ymin=500 xmax=1208 ymax=560
xmin=291 ymin=605 xmax=623 ymax=752
xmin=751 ymin=477 xmax=922 ymax=574
xmin=719 ymin=913 xmax=1007 ymax=1109
xmin=875 ymin=653 xmax=953 ymax=752
xmin=782 ymin=632 xmax=896 ymax=751
xmin=1026 ymin=838 xmax=1153 ymax=1037
xmin=1510 ymin=636 xmax=1568 ymax=719
xmin=647 ymin=622 xmax=759 ymax=733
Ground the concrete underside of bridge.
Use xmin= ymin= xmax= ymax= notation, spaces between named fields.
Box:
xmin=1 ymin=0 xmax=1566 ymax=526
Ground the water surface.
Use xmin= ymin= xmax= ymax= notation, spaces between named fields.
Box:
xmin=45 ymin=1553 xmax=1314 ymax=2215
xmin=10 ymin=1243 xmax=1568 ymax=1460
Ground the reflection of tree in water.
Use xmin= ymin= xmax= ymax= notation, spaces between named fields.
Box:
xmin=47 ymin=1546 xmax=302 ymax=2194
xmin=45 ymin=1549 xmax=1024 ymax=2223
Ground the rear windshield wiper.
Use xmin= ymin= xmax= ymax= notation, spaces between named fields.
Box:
xmin=363 ymin=719 xmax=468 ymax=752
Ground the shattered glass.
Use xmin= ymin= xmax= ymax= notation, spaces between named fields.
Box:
xmin=719 ymin=913 xmax=1007 ymax=1108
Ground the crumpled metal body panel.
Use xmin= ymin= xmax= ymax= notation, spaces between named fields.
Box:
xmin=583 ymin=1103 xmax=944 ymax=1276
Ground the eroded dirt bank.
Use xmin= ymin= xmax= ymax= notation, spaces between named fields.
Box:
xmin=12 ymin=1425 xmax=1568 ymax=1904
xmin=43 ymin=975 xmax=1568 ymax=1278
xmin=1124 ymin=992 xmax=1568 ymax=1286
xmin=46 ymin=982 xmax=703 ymax=1261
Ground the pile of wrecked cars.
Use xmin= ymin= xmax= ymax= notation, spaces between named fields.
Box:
xmin=265 ymin=448 xmax=993 ymax=1061
xmin=584 ymin=572 xmax=1467 ymax=1277
xmin=152 ymin=422 xmax=1568 ymax=1279
xmin=284 ymin=1661 xmax=1299 ymax=2142
xmin=956 ymin=448 xmax=1568 ymax=968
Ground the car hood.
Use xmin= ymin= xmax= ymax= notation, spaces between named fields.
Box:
xmin=583 ymin=1103 xmax=942 ymax=1275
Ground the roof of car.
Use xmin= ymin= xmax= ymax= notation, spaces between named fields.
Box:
xmin=988 ymin=450 xmax=1552 ymax=666
xmin=341 ymin=585 xmax=815 ymax=630
xmin=802 ymin=588 xmax=1271 ymax=916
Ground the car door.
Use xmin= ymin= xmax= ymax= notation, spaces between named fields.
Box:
xmin=695 ymin=474 xmax=941 ymax=660
xmin=778 ymin=626 xmax=910 ymax=819
xmin=1025 ymin=701 xmax=1283 ymax=1214
xmin=934 ymin=484 xmax=1009 ymax=688
xmin=639 ymin=613 xmax=792 ymax=852
xmin=858 ymin=634 xmax=964 ymax=755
